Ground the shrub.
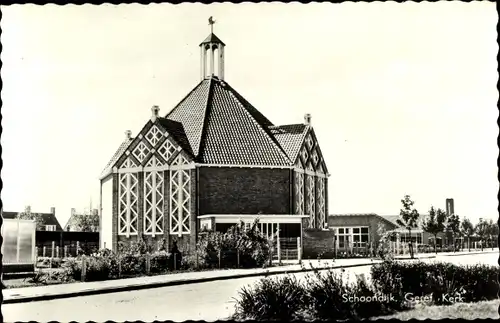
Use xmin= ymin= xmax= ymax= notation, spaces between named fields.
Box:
xmin=233 ymin=275 xmax=308 ymax=321
xmin=303 ymin=268 xmax=401 ymax=320
xmin=150 ymin=251 xmax=171 ymax=273
xmin=371 ymin=260 xmax=499 ymax=305
xmin=196 ymin=219 xmax=272 ymax=270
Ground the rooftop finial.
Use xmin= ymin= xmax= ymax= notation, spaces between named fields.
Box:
xmin=208 ymin=16 xmax=216 ymax=34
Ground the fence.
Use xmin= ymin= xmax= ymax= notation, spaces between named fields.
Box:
xmin=271 ymin=237 xmax=301 ymax=262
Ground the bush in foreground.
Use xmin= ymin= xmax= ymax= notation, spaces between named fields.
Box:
xmin=233 ymin=275 xmax=308 ymax=321
xmin=371 ymin=260 xmax=499 ymax=304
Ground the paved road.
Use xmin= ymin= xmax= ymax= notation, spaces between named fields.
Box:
xmin=3 ymin=252 xmax=497 ymax=322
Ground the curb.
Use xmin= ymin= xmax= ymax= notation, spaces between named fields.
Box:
xmin=2 ymin=261 xmax=376 ymax=304
xmin=3 ymin=251 xmax=483 ymax=304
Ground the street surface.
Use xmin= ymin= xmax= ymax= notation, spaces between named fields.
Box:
xmin=3 ymin=252 xmax=497 ymax=322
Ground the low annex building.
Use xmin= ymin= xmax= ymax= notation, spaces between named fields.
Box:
xmin=99 ymin=24 xmax=330 ymax=252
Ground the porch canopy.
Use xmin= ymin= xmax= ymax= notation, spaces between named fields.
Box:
xmin=198 ymin=214 xmax=309 ymax=239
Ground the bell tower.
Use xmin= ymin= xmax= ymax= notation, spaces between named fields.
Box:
xmin=200 ymin=16 xmax=226 ymax=80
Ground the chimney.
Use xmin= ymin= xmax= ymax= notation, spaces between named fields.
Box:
xmin=125 ymin=130 xmax=132 ymax=140
xmin=151 ymin=105 xmax=160 ymax=122
xmin=25 ymin=205 xmax=31 ymax=213
xmin=304 ymin=113 xmax=311 ymax=125
xmin=50 ymin=207 xmax=56 ymax=215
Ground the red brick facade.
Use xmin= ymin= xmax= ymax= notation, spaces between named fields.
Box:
xmin=198 ymin=167 xmax=291 ymax=215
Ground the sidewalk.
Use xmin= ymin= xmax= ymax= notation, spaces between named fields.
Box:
xmin=3 ymin=250 xmax=493 ymax=304
xmin=3 ymin=258 xmax=376 ymax=304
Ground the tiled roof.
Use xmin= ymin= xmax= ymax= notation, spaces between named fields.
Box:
xmin=165 ymin=77 xmax=292 ymax=166
xmin=100 ymin=138 xmax=133 ymax=179
xmin=200 ymin=33 xmax=225 ymax=46
xmin=165 ymin=79 xmax=211 ymax=156
xmin=270 ymin=124 xmax=310 ymax=162
xmin=2 ymin=210 xmax=63 ymax=231
xmin=157 ymin=117 xmax=194 ymax=157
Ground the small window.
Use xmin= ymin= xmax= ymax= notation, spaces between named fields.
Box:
xmin=353 ymin=235 xmax=360 ymax=242
xmin=361 ymin=227 xmax=369 ymax=234
xmin=338 ymin=228 xmax=344 ymax=234
xmin=353 ymin=228 xmax=360 ymax=234
xmin=345 ymin=228 xmax=349 ymax=234
xmin=361 ymin=235 xmax=369 ymax=242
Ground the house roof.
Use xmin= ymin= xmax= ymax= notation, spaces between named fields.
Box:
xmin=2 ymin=210 xmax=63 ymax=231
xmin=269 ymin=124 xmax=310 ymax=162
xmin=379 ymin=215 xmax=427 ymax=227
xmin=165 ymin=77 xmax=292 ymax=166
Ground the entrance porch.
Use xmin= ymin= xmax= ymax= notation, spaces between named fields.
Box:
xmin=197 ymin=214 xmax=309 ymax=261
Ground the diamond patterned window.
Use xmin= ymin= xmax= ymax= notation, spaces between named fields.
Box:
xmin=311 ymin=149 xmax=319 ymax=166
xmin=316 ymin=177 xmax=326 ymax=227
xmin=120 ymin=157 xmax=138 ymax=169
xmin=170 ymin=168 xmax=191 ymax=235
xmin=173 ymin=153 xmax=190 ymax=166
xmin=145 ymin=155 xmax=163 ymax=168
xmin=306 ymin=175 xmax=316 ymax=229
xmin=144 ymin=157 xmax=164 ymax=236
xmin=118 ymin=172 xmax=139 ymax=237
xmin=301 ymin=148 xmax=309 ymax=164
xmin=305 ymin=134 xmax=314 ymax=150
xmin=145 ymin=125 xmax=163 ymax=147
xmin=132 ymin=141 xmax=150 ymax=164
xmin=295 ymin=171 xmax=305 ymax=215
xmin=158 ymin=139 xmax=177 ymax=164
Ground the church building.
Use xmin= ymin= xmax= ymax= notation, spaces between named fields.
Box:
xmin=99 ymin=23 xmax=330 ymax=253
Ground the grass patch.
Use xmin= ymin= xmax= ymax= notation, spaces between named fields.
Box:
xmin=371 ymin=299 xmax=499 ymax=320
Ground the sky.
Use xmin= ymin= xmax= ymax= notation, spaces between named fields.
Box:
xmin=1 ymin=2 xmax=498 ymax=227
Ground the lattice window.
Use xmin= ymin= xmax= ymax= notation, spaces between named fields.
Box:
xmin=311 ymin=149 xmax=319 ymax=166
xmin=132 ymin=141 xmax=150 ymax=164
xmin=306 ymin=175 xmax=316 ymax=229
xmin=301 ymin=148 xmax=309 ymax=164
xmin=118 ymin=172 xmax=139 ymax=237
xmin=295 ymin=171 xmax=304 ymax=215
xmin=316 ymin=177 xmax=326 ymax=227
xmin=144 ymin=161 xmax=164 ymax=236
xmin=158 ymin=139 xmax=176 ymax=164
xmin=145 ymin=155 xmax=163 ymax=168
xmin=145 ymin=125 xmax=163 ymax=147
xmin=170 ymin=168 xmax=191 ymax=235
xmin=305 ymin=134 xmax=314 ymax=150
xmin=120 ymin=157 xmax=138 ymax=169
xmin=172 ymin=153 xmax=190 ymax=166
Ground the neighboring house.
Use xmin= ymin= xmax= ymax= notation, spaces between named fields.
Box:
xmin=99 ymin=26 xmax=330 ymax=252
xmin=64 ymin=208 xmax=99 ymax=232
xmin=1 ymin=206 xmax=63 ymax=232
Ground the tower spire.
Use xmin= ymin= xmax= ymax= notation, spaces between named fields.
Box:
xmin=200 ymin=17 xmax=225 ymax=81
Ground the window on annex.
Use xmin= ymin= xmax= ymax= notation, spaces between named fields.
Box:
xmin=399 ymin=232 xmax=423 ymax=244
xmin=45 ymin=225 xmax=56 ymax=231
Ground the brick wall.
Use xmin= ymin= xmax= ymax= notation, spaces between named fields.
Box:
xmin=198 ymin=167 xmax=291 ymax=215
xmin=302 ymin=229 xmax=336 ymax=259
